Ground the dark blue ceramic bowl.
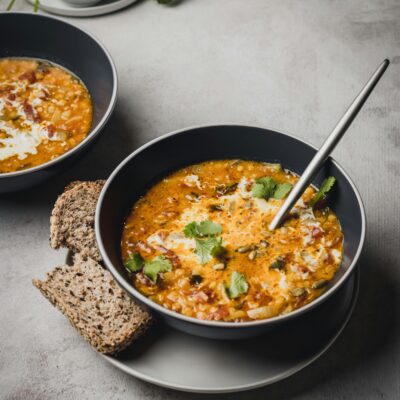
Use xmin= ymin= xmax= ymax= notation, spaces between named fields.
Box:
xmin=0 ymin=13 xmax=117 ymax=193
xmin=96 ymin=125 xmax=366 ymax=340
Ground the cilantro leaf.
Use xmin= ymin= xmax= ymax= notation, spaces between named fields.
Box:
xmin=183 ymin=222 xmax=198 ymax=238
xmin=309 ymin=177 xmax=336 ymax=208
xmin=251 ymin=177 xmax=277 ymax=199
xmin=143 ymin=255 xmax=172 ymax=282
xmin=273 ymin=182 xmax=293 ymax=199
xmin=211 ymin=240 xmax=227 ymax=259
xmin=195 ymin=237 xmax=223 ymax=264
xmin=252 ymin=176 xmax=293 ymax=200
xmin=184 ymin=220 xmax=222 ymax=238
xmin=124 ymin=252 xmax=144 ymax=272
xmin=227 ymin=271 xmax=249 ymax=299
xmin=184 ymin=221 xmax=224 ymax=264
xmin=197 ymin=220 xmax=222 ymax=236
xmin=251 ymin=182 xmax=267 ymax=198
xmin=256 ymin=177 xmax=276 ymax=187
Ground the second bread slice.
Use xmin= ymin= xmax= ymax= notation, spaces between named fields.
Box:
xmin=50 ymin=180 xmax=105 ymax=261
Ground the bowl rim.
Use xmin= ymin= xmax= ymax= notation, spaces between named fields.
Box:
xmin=0 ymin=12 xmax=118 ymax=178
xmin=95 ymin=124 xmax=366 ymax=329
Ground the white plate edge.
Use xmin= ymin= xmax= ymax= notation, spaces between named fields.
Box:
xmin=25 ymin=0 xmax=138 ymax=17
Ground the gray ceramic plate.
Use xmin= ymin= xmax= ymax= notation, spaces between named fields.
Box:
xmin=101 ymin=268 xmax=359 ymax=393
xmin=26 ymin=0 xmax=138 ymax=17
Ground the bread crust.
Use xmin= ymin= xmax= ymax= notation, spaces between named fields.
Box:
xmin=50 ymin=180 xmax=105 ymax=261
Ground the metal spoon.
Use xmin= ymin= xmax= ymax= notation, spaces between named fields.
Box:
xmin=269 ymin=59 xmax=390 ymax=231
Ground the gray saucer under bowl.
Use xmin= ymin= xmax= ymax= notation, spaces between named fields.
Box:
xmin=101 ymin=267 xmax=359 ymax=393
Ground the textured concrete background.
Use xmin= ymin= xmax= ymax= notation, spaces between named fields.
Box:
xmin=1 ymin=0 xmax=399 ymax=399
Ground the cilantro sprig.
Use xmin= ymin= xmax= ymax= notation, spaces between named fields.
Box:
xmin=273 ymin=182 xmax=293 ymax=199
xmin=252 ymin=177 xmax=277 ymax=199
xmin=184 ymin=220 xmax=222 ymax=238
xmin=124 ymin=252 xmax=144 ymax=272
xmin=124 ymin=253 xmax=172 ymax=283
xmin=184 ymin=220 xmax=225 ymax=264
xmin=195 ymin=237 xmax=224 ymax=264
xmin=7 ymin=0 xmax=39 ymax=12
xmin=143 ymin=255 xmax=172 ymax=282
xmin=227 ymin=271 xmax=249 ymax=299
xmin=251 ymin=177 xmax=293 ymax=200
xmin=309 ymin=177 xmax=336 ymax=208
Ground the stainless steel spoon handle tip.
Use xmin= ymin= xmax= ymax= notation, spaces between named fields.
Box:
xmin=269 ymin=59 xmax=390 ymax=231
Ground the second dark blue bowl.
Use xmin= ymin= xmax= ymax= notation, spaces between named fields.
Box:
xmin=0 ymin=12 xmax=117 ymax=192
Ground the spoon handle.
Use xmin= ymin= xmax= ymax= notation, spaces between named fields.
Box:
xmin=269 ymin=59 xmax=390 ymax=230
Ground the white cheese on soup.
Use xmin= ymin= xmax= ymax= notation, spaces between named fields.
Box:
xmin=179 ymin=207 xmax=209 ymax=226
xmin=237 ymin=176 xmax=252 ymax=198
xmin=0 ymin=82 xmax=63 ymax=161
xmin=253 ymin=197 xmax=281 ymax=214
xmin=279 ymin=272 xmax=288 ymax=290
xmin=0 ymin=121 xmax=62 ymax=161
xmin=184 ymin=174 xmax=202 ymax=189
xmin=330 ymin=248 xmax=342 ymax=263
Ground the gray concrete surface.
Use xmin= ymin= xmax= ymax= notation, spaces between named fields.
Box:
xmin=1 ymin=0 xmax=399 ymax=398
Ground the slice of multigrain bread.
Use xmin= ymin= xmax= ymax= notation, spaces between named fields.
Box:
xmin=33 ymin=256 xmax=151 ymax=355
xmin=50 ymin=180 xmax=105 ymax=262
